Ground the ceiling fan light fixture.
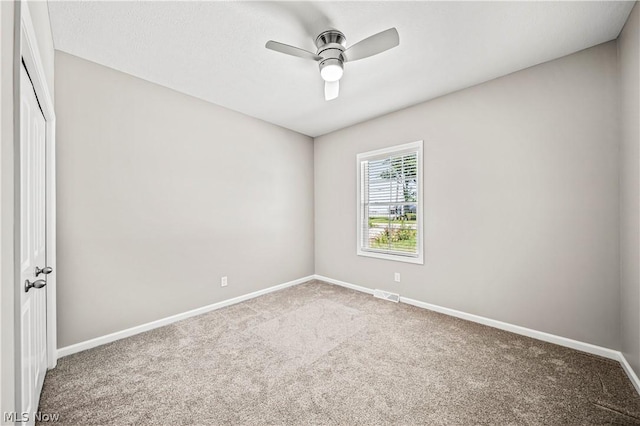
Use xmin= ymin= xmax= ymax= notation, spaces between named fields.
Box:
xmin=266 ymin=27 xmax=399 ymax=100
xmin=320 ymin=59 xmax=343 ymax=82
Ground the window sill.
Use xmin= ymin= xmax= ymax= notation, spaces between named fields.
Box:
xmin=357 ymin=250 xmax=424 ymax=265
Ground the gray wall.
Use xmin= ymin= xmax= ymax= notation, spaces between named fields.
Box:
xmin=55 ymin=51 xmax=314 ymax=348
xmin=619 ymin=3 xmax=640 ymax=375
xmin=315 ymin=42 xmax=620 ymax=350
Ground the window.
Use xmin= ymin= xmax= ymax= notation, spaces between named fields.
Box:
xmin=357 ymin=141 xmax=423 ymax=264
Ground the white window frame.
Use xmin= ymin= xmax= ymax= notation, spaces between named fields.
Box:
xmin=356 ymin=140 xmax=424 ymax=264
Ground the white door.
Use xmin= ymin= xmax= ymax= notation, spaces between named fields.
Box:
xmin=20 ymin=63 xmax=49 ymax=424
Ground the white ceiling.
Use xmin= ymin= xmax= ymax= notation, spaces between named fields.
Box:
xmin=48 ymin=1 xmax=634 ymax=137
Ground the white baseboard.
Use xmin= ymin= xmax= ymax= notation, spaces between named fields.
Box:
xmin=314 ymin=274 xmax=640 ymax=395
xmin=618 ymin=352 xmax=640 ymax=396
xmin=400 ymin=296 xmax=619 ymax=360
xmin=57 ymin=275 xmax=315 ymax=358
xmin=314 ymin=275 xmax=375 ymax=295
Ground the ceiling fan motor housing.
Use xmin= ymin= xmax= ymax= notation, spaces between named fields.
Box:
xmin=316 ymin=30 xmax=346 ymax=81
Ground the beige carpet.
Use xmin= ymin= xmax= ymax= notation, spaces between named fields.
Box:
xmin=39 ymin=280 xmax=640 ymax=425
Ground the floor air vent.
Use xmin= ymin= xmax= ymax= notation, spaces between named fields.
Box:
xmin=373 ymin=289 xmax=400 ymax=303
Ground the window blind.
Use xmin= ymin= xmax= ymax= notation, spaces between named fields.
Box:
xmin=360 ymin=150 xmax=419 ymax=257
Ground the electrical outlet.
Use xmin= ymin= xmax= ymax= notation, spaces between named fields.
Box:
xmin=221 ymin=276 xmax=228 ymax=287
xmin=394 ymin=272 xmax=401 ymax=283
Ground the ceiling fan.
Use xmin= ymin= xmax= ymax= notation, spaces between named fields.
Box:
xmin=265 ymin=28 xmax=399 ymax=101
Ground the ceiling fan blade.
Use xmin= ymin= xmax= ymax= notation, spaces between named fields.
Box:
xmin=265 ymin=41 xmax=322 ymax=61
xmin=325 ymin=80 xmax=339 ymax=101
xmin=343 ymin=28 xmax=399 ymax=62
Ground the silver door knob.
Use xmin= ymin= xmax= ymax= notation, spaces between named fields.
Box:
xmin=25 ymin=279 xmax=46 ymax=292
xmin=35 ymin=266 xmax=52 ymax=276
